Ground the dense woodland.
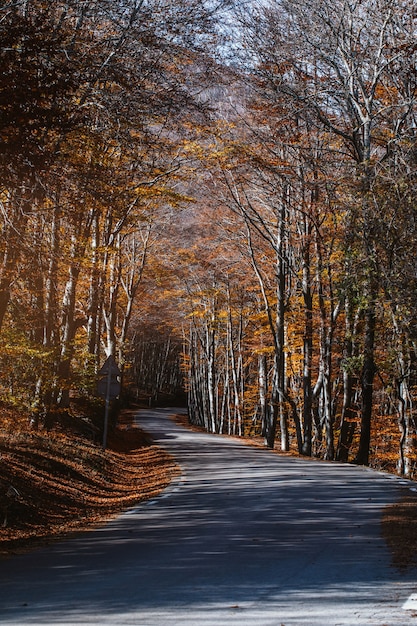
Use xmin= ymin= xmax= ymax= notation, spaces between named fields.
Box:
xmin=2 ymin=0 xmax=417 ymax=476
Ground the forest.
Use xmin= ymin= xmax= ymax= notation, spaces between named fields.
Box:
xmin=1 ymin=0 xmax=417 ymax=477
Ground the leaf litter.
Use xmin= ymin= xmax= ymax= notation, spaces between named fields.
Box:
xmin=0 ymin=407 xmax=179 ymax=556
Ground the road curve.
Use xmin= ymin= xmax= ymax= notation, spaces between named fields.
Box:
xmin=0 ymin=407 xmax=417 ymax=625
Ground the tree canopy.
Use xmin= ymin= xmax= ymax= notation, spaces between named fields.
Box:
xmin=1 ymin=0 xmax=417 ymax=477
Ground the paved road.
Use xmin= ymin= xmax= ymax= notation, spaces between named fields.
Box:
xmin=1 ymin=408 xmax=417 ymax=625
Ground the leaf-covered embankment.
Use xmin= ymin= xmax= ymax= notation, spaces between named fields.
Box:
xmin=0 ymin=408 xmax=178 ymax=555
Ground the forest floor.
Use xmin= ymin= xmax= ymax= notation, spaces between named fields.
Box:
xmin=0 ymin=407 xmax=416 ymax=572
xmin=0 ymin=405 xmax=179 ymax=557
xmin=382 ymin=493 xmax=417 ymax=571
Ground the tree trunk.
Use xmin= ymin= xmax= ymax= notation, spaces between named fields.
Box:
xmin=206 ymin=321 xmax=217 ymax=433
xmin=336 ymin=301 xmax=359 ymax=462
xmin=44 ymin=202 xmax=60 ymax=349
xmin=58 ymin=261 xmax=81 ymax=407
xmin=0 ymin=199 xmax=30 ymax=332
xmin=301 ymin=216 xmax=313 ymax=456
xmin=354 ymin=300 xmax=376 ymax=465
xmin=87 ymin=211 xmax=101 ymax=361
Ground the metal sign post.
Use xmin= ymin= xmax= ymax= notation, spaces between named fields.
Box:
xmin=97 ymin=356 xmax=121 ymax=450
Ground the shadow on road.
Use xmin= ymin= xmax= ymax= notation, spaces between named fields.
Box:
xmin=0 ymin=408 xmax=416 ymax=625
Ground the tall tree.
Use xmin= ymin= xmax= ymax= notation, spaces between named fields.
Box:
xmin=234 ymin=0 xmax=417 ymax=464
xmin=0 ymin=0 xmax=235 ymax=415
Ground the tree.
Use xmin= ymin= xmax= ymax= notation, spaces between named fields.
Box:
xmin=234 ymin=0 xmax=417 ymax=464
xmin=0 ymin=0 xmax=235 ymax=417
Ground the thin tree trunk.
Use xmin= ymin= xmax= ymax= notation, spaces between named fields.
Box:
xmin=206 ymin=321 xmax=216 ymax=433
xmin=58 ymin=260 xmax=81 ymax=407
xmin=354 ymin=299 xmax=376 ymax=465
xmin=336 ymin=300 xmax=359 ymax=462
xmin=301 ymin=217 xmax=313 ymax=456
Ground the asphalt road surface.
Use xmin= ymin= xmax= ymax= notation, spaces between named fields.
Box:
xmin=1 ymin=408 xmax=417 ymax=625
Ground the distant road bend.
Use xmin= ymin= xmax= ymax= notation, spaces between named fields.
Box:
xmin=1 ymin=408 xmax=417 ymax=625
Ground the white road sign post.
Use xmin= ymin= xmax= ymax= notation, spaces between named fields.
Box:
xmin=97 ymin=355 xmax=121 ymax=450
